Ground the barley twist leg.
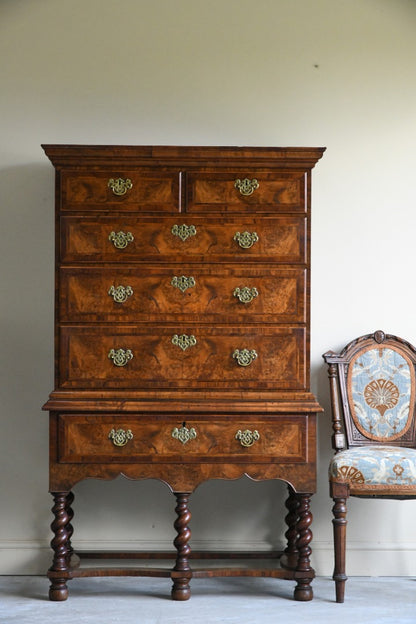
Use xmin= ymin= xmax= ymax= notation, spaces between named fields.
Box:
xmin=48 ymin=492 xmax=70 ymax=601
xmin=293 ymin=493 xmax=314 ymax=601
xmin=171 ymin=492 xmax=192 ymax=600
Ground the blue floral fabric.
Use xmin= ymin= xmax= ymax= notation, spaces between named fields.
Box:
xmin=330 ymin=446 xmax=416 ymax=489
xmin=349 ymin=347 xmax=413 ymax=441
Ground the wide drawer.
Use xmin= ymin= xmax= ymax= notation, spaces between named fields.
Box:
xmin=60 ymin=168 xmax=180 ymax=212
xmin=59 ymin=266 xmax=306 ymax=323
xmin=60 ymin=216 xmax=306 ymax=263
xmin=57 ymin=414 xmax=308 ymax=464
xmin=186 ymin=170 xmax=306 ymax=213
xmin=59 ymin=325 xmax=306 ymax=390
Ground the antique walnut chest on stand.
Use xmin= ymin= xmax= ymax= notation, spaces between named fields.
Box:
xmin=42 ymin=144 xmax=325 ymax=602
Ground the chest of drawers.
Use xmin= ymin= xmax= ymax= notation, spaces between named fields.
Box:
xmin=42 ymin=144 xmax=325 ymax=602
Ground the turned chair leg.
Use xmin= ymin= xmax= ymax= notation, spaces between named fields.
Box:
xmin=48 ymin=492 xmax=71 ymax=601
xmin=293 ymin=493 xmax=314 ymax=601
xmin=332 ymin=496 xmax=348 ymax=603
xmin=171 ymin=492 xmax=192 ymax=601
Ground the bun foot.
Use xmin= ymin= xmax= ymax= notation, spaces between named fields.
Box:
xmin=294 ymin=582 xmax=313 ymax=601
xmin=49 ymin=582 xmax=69 ymax=601
xmin=171 ymin=582 xmax=191 ymax=601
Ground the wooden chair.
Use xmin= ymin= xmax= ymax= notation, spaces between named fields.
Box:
xmin=323 ymin=330 xmax=416 ymax=602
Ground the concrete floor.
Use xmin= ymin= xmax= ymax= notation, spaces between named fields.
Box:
xmin=1 ymin=576 xmax=415 ymax=623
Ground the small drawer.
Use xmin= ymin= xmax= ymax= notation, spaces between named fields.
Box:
xmin=58 ymin=325 xmax=306 ymax=391
xmin=60 ymin=169 xmax=180 ymax=212
xmin=57 ymin=414 xmax=308 ymax=464
xmin=186 ymin=171 xmax=306 ymax=213
xmin=60 ymin=215 xmax=306 ymax=263
xmin=59 ymin=266 xmax=306 ymax=324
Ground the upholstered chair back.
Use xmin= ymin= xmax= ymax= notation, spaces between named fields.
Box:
xmin=325 ymin=330 xmax=416 ymax=450
xmin=348 ymin=343 xmax=414 ymax=443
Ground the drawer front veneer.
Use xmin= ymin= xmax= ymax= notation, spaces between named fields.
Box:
xmin=186 ymin=171 xmax=306 ymax=213
xmin=61 ymin=169 xmax=181 ymax=212
xmin=58 ymin=414 xmax=308 ymax=464
xmin=60 ymin=216 xmax=306 ymax=263
xmin=59 ymin=266 xmax=306 ymax=323
xmin=59 ymin=325 xmax=306 ymax=390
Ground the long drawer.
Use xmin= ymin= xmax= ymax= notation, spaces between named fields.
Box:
xmin=59 ymin=266 xmax=306 ymax=323
xmin=57 ymin=414 xmax=308 ymax=464
xmin=58 ymin=325 xmax=306 ymax=390
xmin=60 ymin=216 xmax=306 ymax=263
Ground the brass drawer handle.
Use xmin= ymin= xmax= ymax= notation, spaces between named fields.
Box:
xmin=108 ymin=428 xmax=134 ymax=447
xmin=233 ymin=231 xmax=259 ymax=249
xmin=172 ymin=334 xmax=197 ymax=351
xmin=108 ymin=285 xmax=134 ymax=303
xmin=171 ymin=224 xmax=197 ymax=242
xmin=108 ymin=348 xmax=134 ymax=366
xmin=233 ymin=286 xmax=258 ymax=304
xmin=109 ymin=230 xmax=134 ymax=249
xmin=235 ymin=429 xmax=260 ymax=447
xmin=108 ymin=177 xmax=133 ymax=196
xmin=172 ymin=424 xmax=197 ymax=445
xmin=234 ymin=178 xmax=259 ymax=196
xmin=233 ymin=348 xmax=258 ymax=367
xmin=171 ymin=276 xmax=196 ymax=293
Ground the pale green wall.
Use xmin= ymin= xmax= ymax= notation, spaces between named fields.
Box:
xmin=1 ymin=0 xmax=416 ymax=577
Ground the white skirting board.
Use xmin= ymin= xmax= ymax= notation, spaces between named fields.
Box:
xmin=2 ymin=540 xmax=416 ymax=576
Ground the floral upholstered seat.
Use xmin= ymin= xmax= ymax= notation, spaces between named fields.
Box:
xmin=323 ymin=331 xmax=416 ymax=602
xmin=329 ymin=446 xmax=416 ymax=494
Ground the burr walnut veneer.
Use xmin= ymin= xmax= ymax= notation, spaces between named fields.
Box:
xmin=42 ymin=144 xmax=325 ymax=602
